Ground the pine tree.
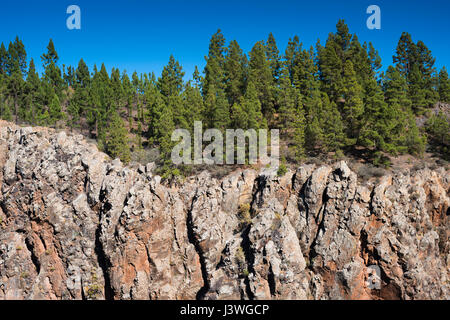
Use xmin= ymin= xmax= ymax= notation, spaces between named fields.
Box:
xmin=151 ymin=93 xmax=175 ymax=158
xmin=276 ymin=69 xmax=305 ymax=160
xmin=284 ymin=36 xmax=301 ymax=83
xmin=1 ymin=98 xmax=13 ymax=121
xmin=224 ymin=40 xmax=247 ymax=106
xmin=193 ymin=66 xmax=202 ymax=88
xmin=341 ymin=60 xmax=364 ymax=141
xmin=383 ymin=66 xmax=411 ymax=109
xmin=6 ymin=37 xmax=27 ymax=123
xmin=63 ymin=65 xmax=75 ymax=88
xmin=132 ymin=71 xmax=145 ymax=124
xmin=110 ymin=67 xmax=124 ymax=110
xmin=304 ymin=90 xmax=324 ymax=154
xmin=278 ymin=68 xmax=296 ymax=130
xmin=8 ymin=69 xmax=25 ymax=124
xmin=203 ymin=30 xmax=227 ymax=96
xmin=427 ymin=112 xmax=449 ymax=145
xmin=25 ymin=58 xmax=43 ymax=124
xmin=41 ymin=39 xmax=58 ymax=66
xmin=408 ymin=64 xmax=428 ymax=114
xmin=104 ymin=111 xmax=131 ymax=163
xmin=121 ymin=71 xmax=134 ymax=125
xmin=0 ymin=69 xmax=5 ymax=119
xmin=415 ymin=41 xmax=436 ymax=80
xmin=318 ymin=20 xmax=368 ymax=105
xmin=321 ymin=93 xmax=346 ymax=153
xmin=359 ymin=77 xmax=399 ymax=156
xmin=157 ymin=56 xmax=186 ymax=132
xmin=317 ymin=32 xmax=344 ymax=102
xmin=266 ymin=33 xmax=281 ymax=83
xmin=204 ymin=85 xmax=230 ymax=131
xmin=335 ymin=19 xmax=352 ymax=52
xmin=66 ymin=97 xmax=80 ymax=131
xmin=248 ymin=40 xmax=275 ymax=118
xmin=0 ymin=43 xmax=7 ymax=75
xmin=144 ymin=72 xmax=159 ymax=132
xmin=41 ymin=39 xmax=64 ymax=98
xmin=88 ymin=63 xmax=112 ymax=138
xmin=426 ymin=111 xmax=449 ymax=159
xmin=414 ymin=40 xmax=438 ymax=107
xmin=438 ymin=67 xmax=450 ymax=103
xmin=168 ymin=93 xmax=187 ymax=129
xmin=230 ymin=101 xmax=248 ymax=130
xmin=304 ymin=88 xmax=345 ymax=154
xmin=291 ymin=46 xmax=319 ymax=97
xmin=7 ymin=36 xmax=27 ymax=76
xmin=0 ymin=71 xmax=11 ymax=120
xmin=48 ymin=92 xmax=64 ymax=126
xmin=158 ymin=55 xmax=185 ymax=98
xmin=291 ymin=110 xmax=306 ymax=161
xmin=183 ymin=80 xmax=204 ymax=131
xmin=405 ymin=110 xmax=426 ymax=156
xmin=367 ymin=42 xmax=382 ymax=78
xmin=68 ymin=59 xmax=90 ymax=131
xmin=393 ymin=33 xmax=438 ymax=111
xmin=393 ymin=32 xmax=415 ymax=78
xmin=348 ymin=36 xmax=376 ymax=90
xmin=384 ymin=65 xmax=429 ymax=157
xmin=241 ymin=81 xmax=265 ymax=130
xmin=75 ymin=59 xmax=90 ymax=89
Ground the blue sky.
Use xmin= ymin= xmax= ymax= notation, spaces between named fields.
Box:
xmin=1 ymin=0 xmax=449 ymax=79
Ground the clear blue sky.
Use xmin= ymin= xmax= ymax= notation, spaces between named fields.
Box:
xmin=1 ymin=0 xmax=449 ymax=79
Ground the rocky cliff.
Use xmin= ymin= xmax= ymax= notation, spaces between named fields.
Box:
xmin=0 ymin=121 xmax=448 ymax=300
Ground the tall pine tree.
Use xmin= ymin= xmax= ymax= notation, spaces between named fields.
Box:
xmin=438 ymin=67 xmax=450 ymax=103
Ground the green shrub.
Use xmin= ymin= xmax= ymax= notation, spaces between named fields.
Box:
xmin=86 ymin=283 xmax=102 ymax=300
xmin=238 ymin=203 xmax=252 ymax=230
xmin=277 ymin=163 xmax=287 ymax=177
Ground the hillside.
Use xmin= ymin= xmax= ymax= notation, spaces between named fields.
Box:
xmin=1 ymin=21 xmax=450 ymax=178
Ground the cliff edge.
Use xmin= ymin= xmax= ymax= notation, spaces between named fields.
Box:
xmin=0 ymin=121 xmax=448 ymax=300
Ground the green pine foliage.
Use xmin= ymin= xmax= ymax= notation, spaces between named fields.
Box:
xmin=48 ymin=93 xmax=64 ymax=126
xmin=321 ymin=93 xmax=346 ymax=153
xmin=224 ymin=40 xmax=247 ymax=106
xmin=203 ymin=29 xmax=227 ymax=97
xmin=248 ymin=41 xmax=275 ymax=119
xmin=438 ymin=67 xmax=450 ymax=103
xmin=426 ymin=111 xmax=450 ymax=159
xmin=341 ymin=60 xmax=364 ymax=141
xmin=393 ymin=33 xmax=438 ymax=112
xmin=277 ymin=68 xmax=305 ymax=160
xmin=0 ymin=24 xmax=448 ymax=173
xmin=104 ymin=111 xmax=131 ymax=164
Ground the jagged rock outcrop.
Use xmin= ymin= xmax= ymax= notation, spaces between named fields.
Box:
xmin=0 ymin=121 xmax=449 ymax=300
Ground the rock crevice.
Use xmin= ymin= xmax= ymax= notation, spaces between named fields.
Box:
xmin=0 ymin=123 xmax=448 ymax=300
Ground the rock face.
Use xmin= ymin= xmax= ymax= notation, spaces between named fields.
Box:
xmin=0 ymin=122 xmax=449 ymax=300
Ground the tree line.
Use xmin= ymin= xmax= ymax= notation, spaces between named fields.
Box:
xmin=0 ymin=20 xmax=449 ymax=176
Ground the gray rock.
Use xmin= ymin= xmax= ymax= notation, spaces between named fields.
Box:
xmin=0 ymin=121 xmax=448 ymax=300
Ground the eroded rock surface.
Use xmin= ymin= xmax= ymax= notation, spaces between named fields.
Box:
xmin=0 ymin=122 xmax=448 ymax=300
